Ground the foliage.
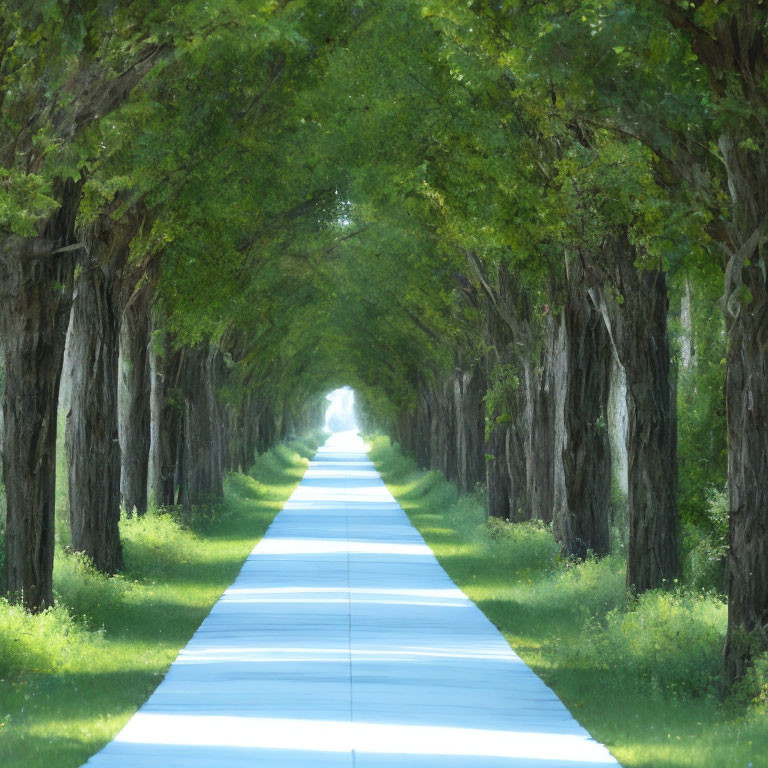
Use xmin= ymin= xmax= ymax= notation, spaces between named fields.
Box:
xmin=734 ymin=652 xmax=768 ymax=713
xmin=675 ymin=278 xmax=728 ymax=531
xmin=486 ymin=517 xmax=560 ymax=574
xmin=573 ymin=589 xmax=726 ymax=699
xmin=0 ymin=170 xmax=58 ymax=236
xmin=483 ymin=363 xmax=521 ymax=438
xmin=53 ymin=551 xmax=132 ymax=632
xmin=681 ymin=488 xmax=729 ymax=593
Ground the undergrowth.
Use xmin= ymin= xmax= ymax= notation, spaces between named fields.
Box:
xmin=369 ymin=434 xmax=768 ymax=768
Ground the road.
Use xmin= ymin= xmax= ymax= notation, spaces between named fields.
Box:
xmin=83 ymin=431 xmax=619 ymax=767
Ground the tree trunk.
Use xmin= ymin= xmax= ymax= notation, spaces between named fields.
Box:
xmin=1 ymin=249 xmax=76 ymax=606
xmin=523 ymin=342 xmax=562 ymax=524
xmin=119 ymin=283 xmax=152 ymax=516
xmin=719 ymin=127 xmax=768 ymax=684
xmin=428 ymin=379 xmax=456 ymax=479
xmin=0 ymin=181 xmax=80 ymax=609
xmin=724 ymin=274 xmax=768 ymax=684
xmin=66 ymin=260 xmax=123 ymax=573
xmin=151 ymin=331 xmax=184 ymax=506
xmin=646 ymin=11 xmax=768 ymax=685
xmin=65 ymin=205 xmax=146 ymax=573
xmin=558 ymin=266 xmax=612 ymax=559
xmin=454 ymin=366 xmax=485 ymax=493
xmin=486 ymin=423 xmax=511 ymax=520
xmin=237 ymin=391 xmax=265 ymax=470
xmin=240 ymin=397 xmax=259 ymax=472
xmin=415 ymin=386 xmax=431 ymax=469
xmin=527 ymin=322 xmax=559 ymax=524
xmin=178 ymin=345 xmax=224 ymax=509
xmin=593 ymin=237 xmax=678 ymax=592
xmin=0 ymin=349 xmax=5 ymax=466
xmin=207 ymin=347 xmax=226 ymax=495
xmin=623 ymin=270 xmax=678 ymax=592
xmin=258 ymin=402 xmax=278 ymax=454
xmin=551 ymin=313 xmax=569 ymax=538
xmin=504 ymin=416 xmax=528 ymax=522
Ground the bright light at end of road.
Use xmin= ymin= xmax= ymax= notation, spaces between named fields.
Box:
xmin=324 ymin=387 xmax=358 ymax=433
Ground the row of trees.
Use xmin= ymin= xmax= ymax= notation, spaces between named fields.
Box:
xmin=0 ymin=0 xmax=766 ymax=692
xmin=0 ymin=0 xmax=355 ymax=605
xmin=315 ymin=0 xmax=767 ymax=690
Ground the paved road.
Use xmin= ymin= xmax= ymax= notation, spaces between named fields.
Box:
xmin=83 ymin=432 xmax=619 ymax=767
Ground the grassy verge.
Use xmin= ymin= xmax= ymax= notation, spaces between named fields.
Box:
xmin=0 ymin=431 xmax=324 ymax=768
xmin=369 ymin=435 xmax=768 ymax=768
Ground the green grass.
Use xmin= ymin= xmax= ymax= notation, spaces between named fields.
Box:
xmin=0 ymin=430 xmax=324 ymax=768
xmin=369 ymin=435 xmax=768 ymax=768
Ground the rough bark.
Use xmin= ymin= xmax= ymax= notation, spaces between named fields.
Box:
xmin=592 ymin=237 xmax=678 ymax=592
xmin=621 ymin=270 xmax=678 ymax=591
xmin=151 ymin=330 xmax=184 ymax=507
xmin=551 ymin=313 xmax=569 ymax=537
xmin=208 ymin=348 xmax=227 ymax=494
xmin=119 ymin=282 xmax=152 ymax=516
xmin=0 ymin=42 xmax=168 ymax=604
xmin=0 ymin=350 xmax=5 ymax=465
xmin=0 ymin=181 xmax=80 ymax=609
xmin=527 ymin=325 xmax=558 ymax=524
xmin=453 ymin=366 xmax=485 ymax=494
xmin=558 ymin=264 xmax=612 ymax=559
xmin=724 ymin=275 xmax=768 ymax=683
xmin=504 ymin=415 xmax=528 ymax=522
xmin=680 ymin=279 xmax=696 ymax=369
xmin=65 ymin=205 xmax=147 ymax=572
xmin=66 ymin=257 xmax=123 ymax=573
xmin=226 ymin=394 xmax=259 ymax=473
xmin=472 ymin=257 xmax=548 ymax=523
xmin=405 ymin=384 xmax=431 ymax=469
xmin=428 ymin=378 xmax=457 ymax=480
xmin=177 ymin=345 xmax=225 ymax=509
xmin=486 ymin=423 xmax=511 ymax=520
xmin=719 ymin=127 xmax=768 ymax=683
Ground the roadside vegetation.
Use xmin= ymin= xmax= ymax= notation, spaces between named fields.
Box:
xmin=370 ymin=436 xmax=768 ymax=768
xmin=0 ymin=432 xmax=322 ymax=768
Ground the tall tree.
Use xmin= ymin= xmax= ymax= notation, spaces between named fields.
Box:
xmin=0 ymin=3 xmax=174 ymax=607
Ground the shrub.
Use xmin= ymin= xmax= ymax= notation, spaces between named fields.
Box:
xmin=569 ymin=589 xmax=726 ymax=698
xmin=743 ymin=653 xmax=768 ymax=711
xmin=121 ymin=507 xmax=196 ymax=580
xmin=368 ymin=435 xmax=413 ymax=480
xmin=0 ymin=599 xmax=95 ymax=681
xmin=682 ymin=487 xmax=728 ymax=593
xmin=486 ymin=518 xmax=560 ymax=574
xmin=54 ymin=550 xmax=131 ymax=630
xmin=551 ymin=554 xmax=627 ymax=621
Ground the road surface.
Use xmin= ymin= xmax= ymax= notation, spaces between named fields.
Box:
xmin=83 ymin=432 xmax=619 ymax=767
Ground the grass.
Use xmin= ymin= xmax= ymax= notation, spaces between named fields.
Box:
xmin=369 ymin=435 xmax=768 ymax=768
xmin=0 ymin=430 xmax=324 ymax=768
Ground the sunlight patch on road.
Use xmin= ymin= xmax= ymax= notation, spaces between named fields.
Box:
xmin=115 ymin=714 xmax=617 ymax=762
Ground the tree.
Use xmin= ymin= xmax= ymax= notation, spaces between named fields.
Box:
xmin=0 ymin=1 xmax=184 ymax=607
